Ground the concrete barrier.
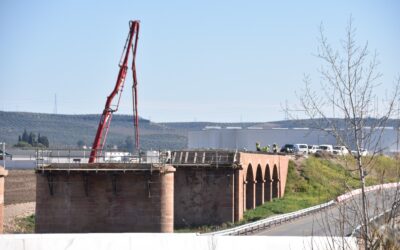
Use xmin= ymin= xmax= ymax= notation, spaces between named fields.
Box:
xmin=0 ymin=233 xmax=358 ymax=250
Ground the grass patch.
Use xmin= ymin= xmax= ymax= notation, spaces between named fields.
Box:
xmin=14 ymin=214 xmax=35 ymax=233
xmin=244 ymin=155 xmax=400 ymax=223
xmin=243 ymin=157 xmax=360 ymax=223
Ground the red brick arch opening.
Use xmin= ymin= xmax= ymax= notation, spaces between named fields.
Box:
xmin=265 ymin=164 xmax=272 ymax=201
xmin=245 ymin=164 xmax=254 ymax=210
xmin=255 ymin=165 xmax=263 ymax=206
xmin=272 ymin=165 xmax=279 ymax=199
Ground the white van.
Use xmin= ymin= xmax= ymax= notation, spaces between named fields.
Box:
xmin=317 ymin=144 xmax=333 ymax=154
xmin=333 ymin=146 xmax=349 ymax=156
xmin=294 ymin=144 xmax=308 ymax=154
xmin=308 ymin=145 xmax=318 ymax=154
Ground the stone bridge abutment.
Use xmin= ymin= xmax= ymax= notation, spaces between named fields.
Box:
xmin=34 ymin=151 xmax=289 ymax=232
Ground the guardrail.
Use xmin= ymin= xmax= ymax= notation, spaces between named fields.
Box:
xmin=336 ymin=182 xmax=400 ymax=202
xmin=350 ymin=208 xmax=392 ymax=237
xmin=202 ymin=200 xmax=335 ymax=236
xmin=348 ymin=183 xmax=400 ymax=237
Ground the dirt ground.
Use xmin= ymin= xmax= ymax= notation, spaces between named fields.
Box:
xmin=5 ymin=169 xmax=36 ymax=205
xmin=3 ymin=202 xmax=35 ymax=233
xmin=3 ymin=170 xmax=36 ymax=233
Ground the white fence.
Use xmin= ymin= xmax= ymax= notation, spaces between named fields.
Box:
xmin=0 ymin=233 xmax=358 ymax=250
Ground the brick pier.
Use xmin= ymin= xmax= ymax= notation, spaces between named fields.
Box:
xmin=35 ymin=163 xmax=175 ymax=233
xmin=0 ymin=166 xmax=7 ymax=234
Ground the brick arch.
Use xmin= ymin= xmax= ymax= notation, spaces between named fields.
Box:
xmin=245 ymin=164 xmax=255 ymax=210
xmin=229 ymin=152 xmax=289 ymax=222
xmin=272 ymin=164 xmax=279 ymax=199
xmin=255 ymin=165 xmax=264 ymax=206
xmin=264 ymin=164 xmax=272 ymax=202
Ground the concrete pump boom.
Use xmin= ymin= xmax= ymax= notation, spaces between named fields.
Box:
xmin=89 ymin=20 xmax=140 ymax=163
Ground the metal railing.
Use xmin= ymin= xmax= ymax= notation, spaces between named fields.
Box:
xmin=35 ymin=148 xmax=172 ymax=168
xmin=171 ymin=150 xmax=238 ymax=166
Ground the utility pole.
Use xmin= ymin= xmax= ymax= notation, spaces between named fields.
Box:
xmin=54 ymin=94 xmax=58 ymax=114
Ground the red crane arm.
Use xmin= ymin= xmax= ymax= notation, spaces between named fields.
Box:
xmin=131 ymin=22 xmax=140 ymax=151
xmin=89 ymin=20 xmax=140 ymax=163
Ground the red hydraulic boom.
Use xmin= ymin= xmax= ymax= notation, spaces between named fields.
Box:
xmin=89 ymin=20 xmax=140 ymax=163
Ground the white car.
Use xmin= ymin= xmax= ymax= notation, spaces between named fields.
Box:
xmin=294 ymin=144 xmax=308 ymax=154
xmin=308 ymin=145 xmax=318 ymax=154
xmin=351 ymin=148 xmax=369 ymax=157
xmin=317 ymin=144 xmax=333 ymax=154
xmin=333 ymin=146 xmax=349 ymax=156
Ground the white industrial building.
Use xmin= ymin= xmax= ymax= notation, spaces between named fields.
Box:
xmin=188 ymin=126 xmax=400 ymax=153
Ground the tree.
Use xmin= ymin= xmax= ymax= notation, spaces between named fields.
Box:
xmin=39 ymin=136 xmax=49 ymax=148
xmin=77 ymin=140 xmax=86 ymax=148
xmin=291 ymin=19 xmax=400 ymax=249
xmin=22 ymin=129 xmax=29 ymax=142
xmin=28 ymin=132 xmax=36 ymax=146
xmin=125 ymin=136 xmax=134 ymax=152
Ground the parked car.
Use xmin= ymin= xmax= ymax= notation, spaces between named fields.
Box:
xmin=333 ymin=146 xmax=349 ymax=156
xmin=317 ymin=144 xmax=333 ymax=154
xmin=0 ymin=150 xmax=12 ymax=160
xmin=308 ymin=145 xmax=319 ymax=154
xmin=351 ymin=148 xmax=369 ymax=157
xmin=294 ymin=144 xmax=308 ymax=154
xmin=280 ymin=144 xmax=295 ymax=153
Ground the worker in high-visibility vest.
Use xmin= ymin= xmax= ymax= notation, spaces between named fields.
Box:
xmin=256 ymin=142 xmax=261 ymax=152
xmin=272 ymin=143 xmax=278 ymax=153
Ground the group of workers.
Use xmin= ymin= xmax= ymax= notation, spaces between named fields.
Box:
xmin=256 ymin=142 xmax=279 ymax=153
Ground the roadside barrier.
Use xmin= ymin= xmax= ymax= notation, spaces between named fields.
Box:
xmin=336 ymin=182 xmax=400 ymax=202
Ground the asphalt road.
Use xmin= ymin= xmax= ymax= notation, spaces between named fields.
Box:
xmin=254 ymin=188 xmax=398 ymax=236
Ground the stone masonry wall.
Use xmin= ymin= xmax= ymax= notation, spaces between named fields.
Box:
xmin=35 ymin=166 xmax=174 ymax=233
xmin=174 ymin=167 xmax=235 ymax=228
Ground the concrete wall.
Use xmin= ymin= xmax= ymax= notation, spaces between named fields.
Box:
xmin=0 ymin=233 xmax=359 ymax=250
xmin=0 ymin=166 xmax=7 ymax=234
xmin=174 ymin=167 xmax=235 ymax=228
xmin=35 ymin=165 xmax=174 ymax=233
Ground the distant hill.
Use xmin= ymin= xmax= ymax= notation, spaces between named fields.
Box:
xmin=0 ymin=111 xmax=186 ymax=150
xmin=0 ymin=111 xmax=260 ymax=150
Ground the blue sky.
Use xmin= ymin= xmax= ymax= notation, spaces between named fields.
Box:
xmin=0 ymin=0 xmax=399 ymax=122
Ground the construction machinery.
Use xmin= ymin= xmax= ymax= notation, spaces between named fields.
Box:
xmin=89 ymin=20 xmax=140 ymax=163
